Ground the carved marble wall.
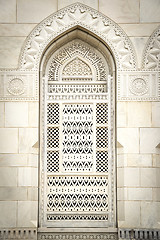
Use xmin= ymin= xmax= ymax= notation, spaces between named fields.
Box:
xmin=0 ymin=1 xmax=160 ymax=239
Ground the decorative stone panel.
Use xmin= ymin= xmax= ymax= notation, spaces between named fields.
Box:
xmin=118 ymin=71 xmax=160 ymax=101
xmin=0 ymin=70 xmax=38 ymax=101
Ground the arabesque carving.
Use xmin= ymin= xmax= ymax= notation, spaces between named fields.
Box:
xmin=48 ymin=40 xmax=108 ymax=81
xmin=1 ymin=4 xmax=159 ymax=102
xmin=62 ymin=57 xmax=92 ymax=76
xmin=19 ymin=3 xmax=136 ymax=70
xmin=142 ymin=25 xmax=160 ymax=70
xmin=0 ymin=4 xmax=159 ymax=102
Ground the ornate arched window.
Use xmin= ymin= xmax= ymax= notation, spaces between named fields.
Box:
xmin=40 ymin=38 xmax=116 ymax=228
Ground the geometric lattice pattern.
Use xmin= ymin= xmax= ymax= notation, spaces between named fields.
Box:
xmin=47 ymin=193 xmax=108 ymax=212
xmin=47 ymin=127 xmax=59 ymax=148
xmin=62 ymin=121 xmax=93 ymax=154
xmin=47 ymin=176 xmax=108 ymax=212
xmin=46 ymin=103 xmax=60 ymax=173
xmin=96 ymin=103 xmax=109 ymax=173
xmin=62 ymin=155 xmax=93 ymax=172
xmin=62 ymin=160 xmax=93 ymax=172
xmin=47 ymin=214 xmax=108 ymax=221
xmin=62 ymin=104 xmax=93 ymax=172
xmin=96 ymin=103 xmax=108 ymax=124
xmin=96 ymin=127 xmax=108 ymax=148
xmin=48 ymin=84 xmax=106 ymax=93
xmin=45 ymin=101 xmax=110 ymax=220
xmin=47 ymin=192 xmax=108 ymax=212
xmin=47 ymin=103 xmax=59 ymax=124
xmin=47 ymin=176 xmax=108 ymax=187
xmin=47 ymin=151 xmax=59 ymax=172
xmin=96 ymin=151 xmax=108 ymax=172
xmin=44 ymin=41 xmax=112 ymax=224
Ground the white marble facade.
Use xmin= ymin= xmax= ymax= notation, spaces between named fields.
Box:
xmin=0 ymin=0 xmax=160 ymax=239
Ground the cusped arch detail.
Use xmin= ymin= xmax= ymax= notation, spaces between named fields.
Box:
xmin=62 ymin=57 xmax=93 ymax=77
xmin=19 ymin=3 xmax=137 ymax=71
xmin=46 ymin=39 xmax=109 ymax=82
xmin=142 ymin=25 xmax=160 ymax=70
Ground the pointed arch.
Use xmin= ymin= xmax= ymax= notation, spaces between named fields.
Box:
xmin=19 ymin=3 xmax=137 ymax=71
xmin=43 ymin=38 xmax=110 ymax=83
xmin=39 ymin=32 xmax=116 ymax=229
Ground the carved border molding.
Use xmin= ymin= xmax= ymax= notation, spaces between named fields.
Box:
xmin=38 ymin=232 xmax=118 ymax=240
xmin=19 ymin=3 xmax=136 ymax=71
xmin=142 ymin=25 xmax=160 ymax=70
xmin=119 ymin=229 xmax=160 ymax=240
xmin=1 ymin=228 xmax=160 ymax=240
xmin=0 ymin=228 xmax=37 ymax=239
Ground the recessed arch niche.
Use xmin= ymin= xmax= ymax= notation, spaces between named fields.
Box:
xmin=39 ymin=28 xmax=116 ymax=230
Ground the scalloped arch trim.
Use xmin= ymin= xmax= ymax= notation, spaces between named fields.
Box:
xmin=19 ymin=3 xmax=137 ymax=71
xmin=142 ymin=25 xmax=160 ymax=70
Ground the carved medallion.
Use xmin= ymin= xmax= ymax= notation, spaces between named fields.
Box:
xmin=130 ymin=78 xmax=148 ymax=95
xmin=7 ymin=78 xmax=25 ymax=95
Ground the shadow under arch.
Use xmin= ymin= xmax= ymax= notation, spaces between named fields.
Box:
xmin=39 ymin=26 xmax=116 ymax=75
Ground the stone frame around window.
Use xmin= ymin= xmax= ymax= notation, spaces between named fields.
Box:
xmin=39 ymin=36 xmax=116 ymax=229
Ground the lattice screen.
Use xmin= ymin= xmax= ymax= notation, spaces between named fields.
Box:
xmin=41 ymin=40 xmax=114 ymax=228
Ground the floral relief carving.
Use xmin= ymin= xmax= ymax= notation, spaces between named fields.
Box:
xmin=129 ymin=77 xmax=148 ymax=96
xmin=0 ymin=71 xmax=38 ymax=101
xmin=48 ymin=40 xmax=108 ymax=81
xmin=19 ymin=3 xmax=136 ymax=70
xmin=143 ymin=26 xmax=160 ymax=70
xmin=62 ymin=57 xmax=92 ymax=76
xmin=0 ymin=4 xmax=159 ymax=102
xmin=7 ymin=78 xmax=25 ymax=96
